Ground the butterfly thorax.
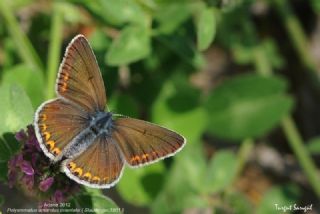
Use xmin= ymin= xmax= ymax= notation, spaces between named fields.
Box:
xmin=89 ymin=111 xmax=114 ymax=136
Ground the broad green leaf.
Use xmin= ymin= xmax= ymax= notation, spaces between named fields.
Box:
xmin=1 ymin=133 xmax=21 ymax=158
xmin=202 ymin=151 xmax=237 ymax=193
xmin=89 ymin=30 xmax=111 ymax=51
xmin=196 ymin=7 xmax=216 ymax=51
xmin=256 ymin=185 xmax=300 ymax=214
xmin=117 ymin=162 xmax=165 ymax=206
xmin=154 ymin=3 xmax=190 ymax=34
xmin=3 ymin=64 xmax=44 ymax=108
xmin=106 ymin=25 xmax=151 ymax=65
xmin=0 ymin=161 xmax=8 ymax=182
xmin=0 ymin=83 xmax=34 ymax=135
xmin=152 ymin=79 xmax=207 ymax=143
xmin=307 ymin=137 xmax=320 ymax=154
xmin=76 ymin=192 xmax=120 ymax=213
xmin=0 ymin=138 xmax=11 ymax=162
xmin=73 ymin=0 xmax=146 ymax=26
xmin=205 ymin=74 xmax=294 ymax=140
xmin=90 ymin=195 xmax=120 ymax=213
xmin=157 ymin=35 xmax=205 ymax=68
xmin=99 ymin=0 xmax=146 ymax=25
xmin=151 ymin=144 xmax=207 ymax=213
xmin=56 ymin=2 xmax=86 ymax=24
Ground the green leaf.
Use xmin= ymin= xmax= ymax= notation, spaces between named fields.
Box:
xmin=76 ymin=191 xmax=120 ymax=213
xmin=205 ymin=74 xmax=294 ymax=140
xmin=0 ymin=161 xmax=8 ymax=182
xmin=106 ymin=25 xmax=151 ymax=65
xmin=151 ymin=144 xmax=207 ymax=213
xmin=0 ymin=133 xmax=21 ymax=174
xmin=307 ymin=137 xmax=320 ymax=154
xmin=89 ymin=195 xmax=120 ymax=213
xmin=202 ymin=151 xmax=237 ymax=193
xmin=154 ymin=3 xmax=190 ymax=34
xmin=152 ymin=79 xmax=207 ymax=143
xmin=256 ymin=185 xmax=300 ymax=214
xmin=99 ymin=0 xmax=146 ymax=25
xmin=73 ymin=0 xmax=146 ymax=26
xmin=117 ymin=162 xmax=165 ymax=206
xmin=196 ymin=7 xmax=216 ymax=51
xmin=2 ymin=64 xmax=44 ymax=108
xmin=0 ymin=83 xmax=34 ymax=135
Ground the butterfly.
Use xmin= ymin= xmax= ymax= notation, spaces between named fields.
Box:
xmin=34 ymin=35 xmax=186 ymax=188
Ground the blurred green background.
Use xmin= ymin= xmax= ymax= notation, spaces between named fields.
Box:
xmin=0 ymin=0 xmax=320 ymax=213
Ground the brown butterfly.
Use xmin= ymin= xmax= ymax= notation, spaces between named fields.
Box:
xmin=34 ymin=35 xmax=186 ymax=188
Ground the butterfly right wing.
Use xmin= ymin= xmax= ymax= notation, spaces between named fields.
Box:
xmin=34 ymin=98 xmax=90 ymax=161
xmin=112 ymin=117 xmax=186 ymax=167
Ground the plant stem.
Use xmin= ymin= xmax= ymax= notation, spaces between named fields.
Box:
xmin=253 ymin=46 xmax=271 ymax=77
xmin=273 ymin=0 xmax=317 ymax=72
xmin=253 ymin=44 xmax=320 ymax=199
xmin=235 ymin=138 xmax=254 ymax=177
xmin=282 ymin=117 xmax=320 ymax=197
xmin=46 ymin=4 xmax=64 ymax=99
xmin=0 ymin=0 xmax=43 ymax=72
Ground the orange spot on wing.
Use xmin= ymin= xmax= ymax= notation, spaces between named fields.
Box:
xmin=40 ymin=124 xmax=47 ymax=131
xmin=92 ymin=176 xmax=100 ymax=183
xmin=40 ymin=114 xmax=47 ymax=121
xmin=130 ymin=155 xmax=143 ymax=164
xmin=46 ymin=140 xmax=55 ymax=150
xmin=60 ymin=82 xmax=68 ymax=92
xmin=63 ymin=73 xmax=69 ymax=81
xmin=43 ymin=132 xmax=51 ymax=141
xmin=83 ymin=172 xmax=92 ymax=181
xmin=142 ymin=154 xmax=149 ymax=160
xmin=68 ymin=162 xmax=76 ymax=171
xmin=52 ymin=147 xmax=61 ymax=155
xmin=74 ymin=167 xmax=83 ymax=176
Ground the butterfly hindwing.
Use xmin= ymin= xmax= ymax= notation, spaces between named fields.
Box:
xmin=63 ymin=134 xmax=124 ymax=188
xmin=57 ymin=35 xmax=106 ymax=113
xmin=34 ymin=98 xmax=90 ymax=160
xmin=112 ymin=117 xmax=186 ymax=167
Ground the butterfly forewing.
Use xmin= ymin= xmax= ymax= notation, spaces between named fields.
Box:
xmin=34 ymin=99 xmax=90 ymax=160
xmin=57 ymin=35 xmax=106 ymax=113
xmin=112 ymin=118 xmax=186 ymax=167
xmin=63 ymin=135 xmax=124 ymax=188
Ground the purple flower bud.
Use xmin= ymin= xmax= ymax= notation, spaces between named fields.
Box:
xmin=20 ymin=161 xmax=34 ymax=175
xmin=39 ymin=177 xmax=54 ymax=192
xmin=15 ymin=129 xmax=27 ymax=142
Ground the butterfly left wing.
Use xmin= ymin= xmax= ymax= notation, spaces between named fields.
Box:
xmin=34 ymin=98 xmax=90 ymax=161
xmin=112 ymin=117 xmax=186 ymax=167
xmin=56 ymin=35 xmax=106 ymax=113
xmin=63 ymin=134 xmax=124 ymax=188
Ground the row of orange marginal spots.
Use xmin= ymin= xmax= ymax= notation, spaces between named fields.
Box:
xmin=67 ymin=161 xmax=111 ymax=184
xmin=59 ymin=72 xmax=69 ymax=92
xmin=39 ymin=114 xmax=61 ymax=156
xmin=130 ymin=151 xmax=160 ymax=164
